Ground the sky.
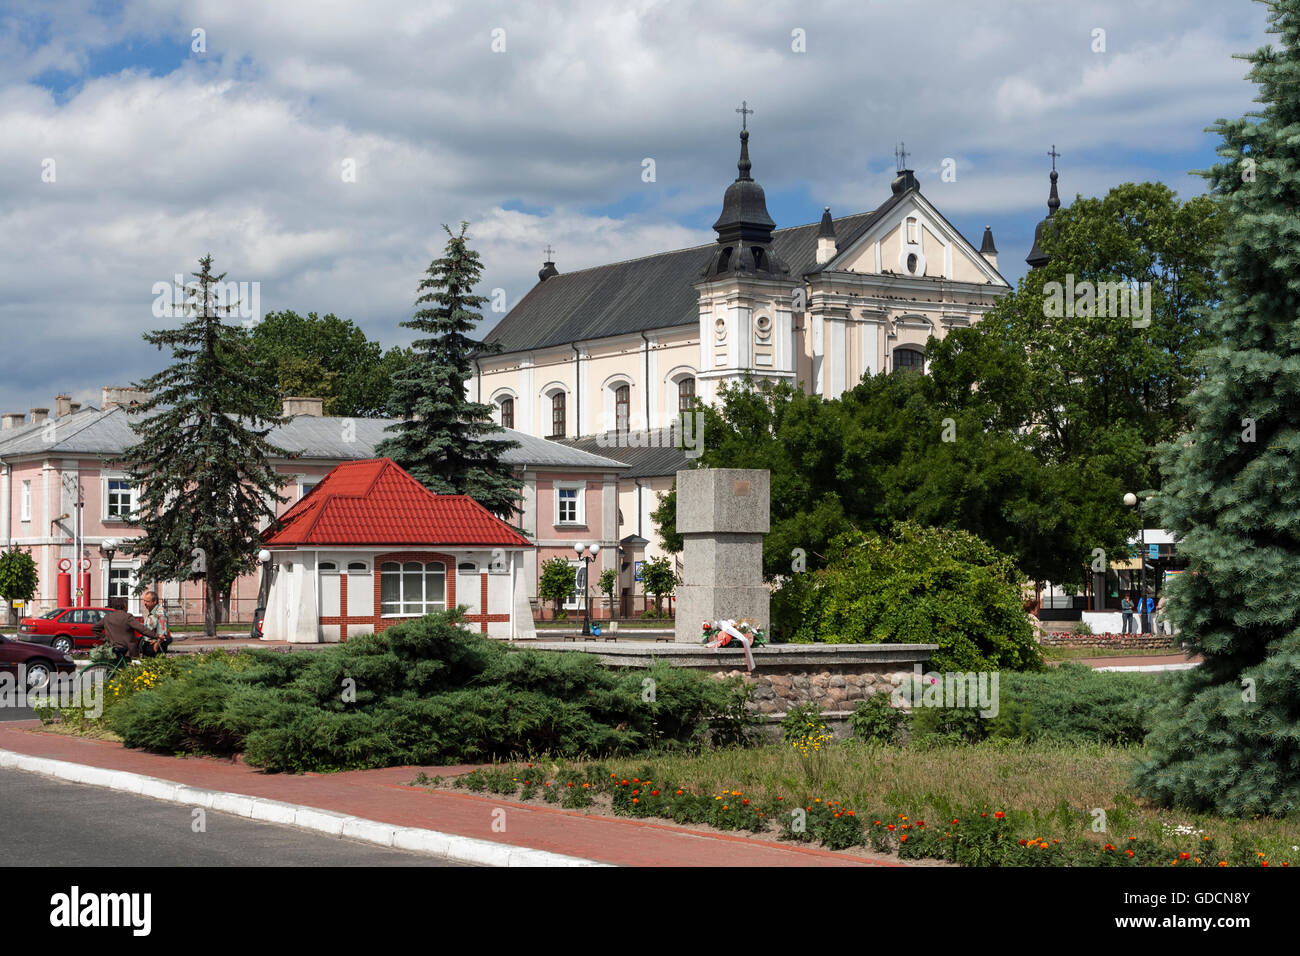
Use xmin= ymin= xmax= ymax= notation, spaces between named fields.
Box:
xmin=0 ymin=0 xmax=1274 ymax=416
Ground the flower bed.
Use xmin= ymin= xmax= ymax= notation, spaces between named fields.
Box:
xmin=414 ymin=762 xmax=1289 ymax=866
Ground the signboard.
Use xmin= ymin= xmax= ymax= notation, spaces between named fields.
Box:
xmin=634 ymin=561 xmax=645 ymax=582
xmin=1148 ymin=544 xmax=1159 ymax=559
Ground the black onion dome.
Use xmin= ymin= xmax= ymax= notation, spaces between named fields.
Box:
xmin=1026 ymin=168 xmax=1060 ymax=269
xmin=702 ymin=129 xmax=788 ymax=279
xmin=891 ymin=169 xmax=920 ymax=195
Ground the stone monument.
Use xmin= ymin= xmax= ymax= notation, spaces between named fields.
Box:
xmin=674 ymin=468 xmax=770 ymax=643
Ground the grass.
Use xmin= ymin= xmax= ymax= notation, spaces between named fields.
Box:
xmin=418 ymin=740 xmax=1300 ymax=865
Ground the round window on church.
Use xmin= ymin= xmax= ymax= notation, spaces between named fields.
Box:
xmin=714 ymin=317 xmax=727 ymax=342
xmin=906 ymin=253 xmax=918 ymax=274
xmin=754 ymin=314 xmax=772 ymax=341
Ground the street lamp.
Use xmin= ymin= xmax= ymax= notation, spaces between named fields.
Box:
xmin=573 ymin=542 xmax=601 ymax=636
xmin=1123 ymin=493 xmax=1149 ymax=633
xmin=99 ymin=538 xmax=118 ymax=606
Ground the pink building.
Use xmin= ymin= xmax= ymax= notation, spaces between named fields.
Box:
xmin=0 ymin=388 xmax=641 ymax=625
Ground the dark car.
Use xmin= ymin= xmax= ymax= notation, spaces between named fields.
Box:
xmin=15 ymin=607 xmax=111 ymax=654
xmin=0 ymin=633 xmax=77 ymax=691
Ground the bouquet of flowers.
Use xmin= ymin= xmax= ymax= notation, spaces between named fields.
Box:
xmin=701 ymin=618 xmax=767 ymax=648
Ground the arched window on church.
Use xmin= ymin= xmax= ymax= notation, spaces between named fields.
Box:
xmin=677 ymin=376 xmax=695 ymax=413
xmin=550 ymin=392 xmax=566 ymax=438
xmin=614 ymin=384 xmax=629 ymax=435
xmin=893 ymin=347 xmax=925 ymax=373
xmin=499 ymin=397 xmax=514 ymax=429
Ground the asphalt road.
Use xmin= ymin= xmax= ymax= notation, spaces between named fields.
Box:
xmin=1 ymin=767 xmax=466 ymax=866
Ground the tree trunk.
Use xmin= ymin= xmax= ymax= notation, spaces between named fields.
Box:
xmin=204 ymin=571 xmax=218 ymax=637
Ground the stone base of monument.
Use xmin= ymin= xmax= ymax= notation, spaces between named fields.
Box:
xmin=526 ymin=640 xmax=939 ymax=739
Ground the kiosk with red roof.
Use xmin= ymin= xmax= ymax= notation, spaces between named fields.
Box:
xmin=260 ymin=458 xmax=535 ymax=642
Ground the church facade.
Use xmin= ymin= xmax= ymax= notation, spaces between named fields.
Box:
xmin=472 ymin=129 xmax=1013 ymax=441
xmin=470 ymin=126 xmax=1058 ymax=618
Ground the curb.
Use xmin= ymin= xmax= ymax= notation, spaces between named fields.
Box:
xmin=0 ymin=748 xmax=609 ymax=868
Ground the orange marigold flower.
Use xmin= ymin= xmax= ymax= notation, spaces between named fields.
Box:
xmin=1261 ymin=861 xmax=1270 ymax=867
xmin=582 ymin=783 xmax=590 ymax=789
xmin=1218 ymin=861 xmax=1228 ymax=867
xmin=1179 ymin=852 xmax=1190 ymax=861
xmin=951 ymin=819 xmax=959 ymax=825
xmin=675 ymin=789 xmax=684 ymax=795
xmin=742 ymin=799 xmax=749 ymax=805
xmin=566 ymin=782 xmax=574 ymax=788
xmin=1129 ymin=836 xmax=1137 ymax=841
xmin=1018 ymin=839 xmax=1028 ymax=846
xmin=651 ymin=790 xmax=660 ymax=797
xmin=1126 ymin=850 xmax=1135 ymax=857
xmin=887 ymin=824 xmax=896 ymax=831
xmin=980 ymin=813 xmax=987 ymax=818
xmin=847 ymin=811 xmax=855 ymax=817
xmin=899 ymin=835 xmax=908 ymax=843
xmin=994 ymin=811 xmax=1005 ymax=820
xmin=632 ymin=798 xmax=638 ymax=803
xmin=722 ymin=806 xmax=728 ymax=810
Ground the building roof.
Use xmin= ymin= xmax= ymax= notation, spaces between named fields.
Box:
xmin=481 ymin=207 xmax=887 ymax=355
xmin=0 ymin=405 xmax=625 ymax=471
xmin=264 ymin=457 xmax=533 ymax=548
xmin=558 ymin=431 xmax=690 ymax=479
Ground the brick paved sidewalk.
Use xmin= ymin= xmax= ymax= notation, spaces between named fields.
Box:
xmin=0 ymin=722 xmax=894 ymax=868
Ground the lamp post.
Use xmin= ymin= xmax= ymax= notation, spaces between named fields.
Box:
xmin=573 ymin=542 xmax=601 ymax=636
xmin=1123 ymin=493 xmax=1149 ymax=633
xmin=254 ymin=549 xmax=272 ymax=638
xmin=100 ymin=538 xmax=118 ymax=606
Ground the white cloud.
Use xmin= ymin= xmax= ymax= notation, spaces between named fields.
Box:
xmin=0 ymin=0 xmax=1270 ymax=413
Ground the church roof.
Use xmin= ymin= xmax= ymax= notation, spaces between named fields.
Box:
xmin=558 ymin=432 xmax=690 ymax=478
xmin=482 ymin=206 xmax=890 ymax=355
xmin=263 ymin=457 xmax=533 ymax=548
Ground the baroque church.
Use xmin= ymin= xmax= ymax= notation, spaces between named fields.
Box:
xmin=468 ymin=120 xmax=1062 ymax=601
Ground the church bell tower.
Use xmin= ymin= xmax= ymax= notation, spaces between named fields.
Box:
xmin=695 ymin=106 xmax=796 ymax=406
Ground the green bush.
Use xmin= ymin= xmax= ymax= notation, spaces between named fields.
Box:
xmin=108 ymin=612 xmax=754 ymax=772
xmin=848 ymin=692 xmax=907 ymax=745
xmin=985 ymin=663 xmax=1165 ymax=746
xmin=775 ymin=523 xmax=1042 ymax=672
xmin=1070 ymin=620 xmax=1094 ymax=636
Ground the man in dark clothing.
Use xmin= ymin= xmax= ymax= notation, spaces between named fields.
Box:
xmin=91 ymin=596 xmax=159 ymax=660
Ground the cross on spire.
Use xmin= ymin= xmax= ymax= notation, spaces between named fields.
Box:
xmin=735 ymin=100 xmax=753 ymax=131
xmin=543 ymin=244 xmax=555 ymax=262
xmin=1048 ymin=145 xmax=1061 ymax=171
xmin=895 ymin=141 xmax=909 ymax=170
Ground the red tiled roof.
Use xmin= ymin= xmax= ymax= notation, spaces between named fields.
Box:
xmin=264 ymin=458 xmax=532 ymax=548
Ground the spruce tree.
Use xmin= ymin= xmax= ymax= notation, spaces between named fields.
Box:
xmin=1135 ymin=0 xmax=1300 ymax=814
xmin=118 ymin=255 xmax=292 ymax=637
xmin=377 ymin=222 xmax=520 ymax=518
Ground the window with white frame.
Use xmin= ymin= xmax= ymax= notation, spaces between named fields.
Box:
xmin=555 ymin=482 xmax=585 ymax=526
xmin=347 ymin=561 xmax=369 ymax=573
xmin=107 ymin=566 xmax=134 ymax=602
xmin=20 ymin=480 xmax=31 ymax=521
xmin=105 ymin=479 xmax=135 ymax=519
xmin=380 ymin=560 xmax=446 ymax=616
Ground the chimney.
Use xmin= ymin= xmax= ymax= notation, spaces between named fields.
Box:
xmin=2 ymin=413 xmax=25 ymax=430
xmin=101 ymin=386 xmax=151 ymax=409
xmin=69 ymin=401 xmax=81 ymax=414
xmin=815 ymin=206 xmax=838 ymax=266
xmin=55 ymin=395 xmax=74 ymax=418
xmin=283 ymin=396 xmax=324 ymax=417
xmin=29 ymin=408 xmax=49 ymax=425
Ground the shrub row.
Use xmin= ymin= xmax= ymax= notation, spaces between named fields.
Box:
xmin=102 ymin=612 xmax=757 ymax=772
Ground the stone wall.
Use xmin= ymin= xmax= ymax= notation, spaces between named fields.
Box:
xmin=529 ymin=640 xmax=937 ymax=734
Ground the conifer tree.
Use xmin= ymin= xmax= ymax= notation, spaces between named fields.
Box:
xmin=377 ymin=222 xmax=520 ymax=518
xmin=118 ymin=255 xmax=292 ymax=637
xmin=1136 ymin=0 xmax=1300 ymax=814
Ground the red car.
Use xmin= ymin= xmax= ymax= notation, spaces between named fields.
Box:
xmin=15 ymin=607 xmax=112 ymax=654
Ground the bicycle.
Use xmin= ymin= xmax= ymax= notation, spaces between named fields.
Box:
xmin=80 ymin=636 xmax=170 ymax=687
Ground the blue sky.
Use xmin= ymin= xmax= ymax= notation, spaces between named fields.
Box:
xmin=0 ymin=0 xmax=1272 ymax=415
